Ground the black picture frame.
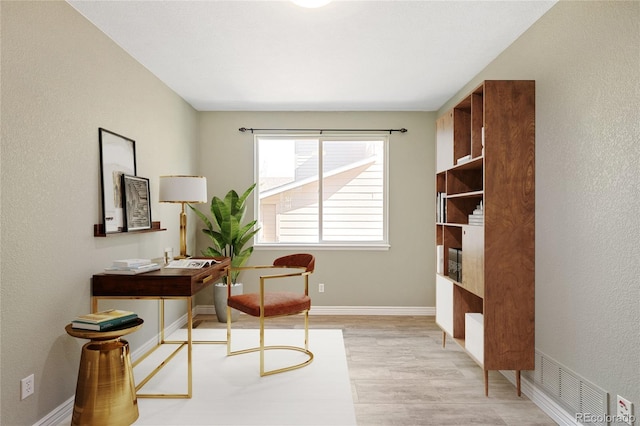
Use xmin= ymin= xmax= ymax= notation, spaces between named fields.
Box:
xmin=99 ymin=128 xmax=136 ymax=233
xmin=122 ymin=174 xmax=152 ymax=231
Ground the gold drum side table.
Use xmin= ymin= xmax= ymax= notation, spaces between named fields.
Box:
xmin=65 ymin=319 xmax=143 ymax=426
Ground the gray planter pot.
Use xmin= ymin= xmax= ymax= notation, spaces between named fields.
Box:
xmin=213 ymin=283 xmax=243 ymax=323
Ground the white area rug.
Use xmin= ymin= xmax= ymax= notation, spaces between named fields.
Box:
xmin=132 ymin=329 xmax=356 ymax=425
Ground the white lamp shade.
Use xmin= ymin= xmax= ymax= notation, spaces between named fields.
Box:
xmin=159 ymin=175 xmax=208 ymax=203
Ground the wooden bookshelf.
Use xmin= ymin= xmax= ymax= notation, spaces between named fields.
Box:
xmin=435 ymin=80 xmax=535 ymax=396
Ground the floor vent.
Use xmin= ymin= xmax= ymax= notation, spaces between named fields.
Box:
xmin=523 ymin=350 xmax=608 ymax=425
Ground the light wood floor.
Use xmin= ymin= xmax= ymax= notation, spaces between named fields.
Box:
xmin=195 ymin=314 xmax=557 ymax=425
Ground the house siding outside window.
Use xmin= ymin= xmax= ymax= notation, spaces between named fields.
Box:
xmin=255 ymin=135 xmax=388 ymax=248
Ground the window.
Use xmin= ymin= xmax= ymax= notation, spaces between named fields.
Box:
xmin=255 ymin=135 xmax=388 ymax=248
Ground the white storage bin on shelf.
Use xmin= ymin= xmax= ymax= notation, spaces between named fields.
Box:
xmin=435 ymin=275 xmax=454 ymax=337
xmin=465 ymin=313 xmax=484 ymax=364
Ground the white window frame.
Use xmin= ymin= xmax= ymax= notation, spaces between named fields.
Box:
xmin=254 ymin=134 xmax=390 ymax=250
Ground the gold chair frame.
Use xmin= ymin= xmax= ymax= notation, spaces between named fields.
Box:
xmin=226 ymin=259 xmax=314 ymax=376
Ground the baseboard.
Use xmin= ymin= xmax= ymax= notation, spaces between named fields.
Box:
xmin=33 ymin=396 xmax=74 ymax=426
xmin=311 ymin=305 xmax=435 ymax=315
xmin=197 ymin=304 xmax=435 ymax=316
xmin=501 ymin=370 xmax=579 ymax=426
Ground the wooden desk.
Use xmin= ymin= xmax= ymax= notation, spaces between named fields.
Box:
xmin=92 ymin=258 xmax=229 ymax=398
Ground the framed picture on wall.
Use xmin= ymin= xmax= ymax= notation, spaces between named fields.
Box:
xmin=121 ymin=174 xmax=151 ymax=231
xmin=99 ymin=128 xmax=137 ymax=233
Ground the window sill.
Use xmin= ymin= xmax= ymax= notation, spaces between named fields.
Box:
xmin=255 ymin=243 xmax=390 ymax=251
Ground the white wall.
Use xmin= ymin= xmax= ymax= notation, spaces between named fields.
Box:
xmin=1 ymin=2 xmax=199 ymax=424
xmin=194 ymin=111 xmax=435 ymax=308
xmin=439 ymin=0 xmax=640 ymax=415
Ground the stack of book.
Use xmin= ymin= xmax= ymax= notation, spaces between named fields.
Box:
xmin=104 ymin=258 xmax=161 ymax=275
xmin=468 ymin=201 xmax=484 ymax=226
xmin=71 ymin=309 xmax=138 ymax=331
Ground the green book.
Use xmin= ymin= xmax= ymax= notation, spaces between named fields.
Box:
xmin=71 ymin=309 xmax=138 ymax=331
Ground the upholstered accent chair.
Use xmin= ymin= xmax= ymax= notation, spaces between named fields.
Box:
xmin=226 ymin=253 xmax=315 ymax=376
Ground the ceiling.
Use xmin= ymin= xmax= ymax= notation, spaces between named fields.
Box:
xmin=67 ymin=0 xmax=556 ymax=112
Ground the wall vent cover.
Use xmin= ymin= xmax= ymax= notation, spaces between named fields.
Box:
xmin=523 ymin=350 xmax=608 ymax=425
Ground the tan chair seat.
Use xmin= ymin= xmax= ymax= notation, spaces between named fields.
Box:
xmin=228 ymin=292 xmax=311 ymax=317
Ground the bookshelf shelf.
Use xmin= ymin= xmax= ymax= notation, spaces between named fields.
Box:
xmin=446 ymin=191 xmax=483 ymax=199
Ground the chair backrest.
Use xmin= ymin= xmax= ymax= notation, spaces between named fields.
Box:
xmin=273 ymin=253 xmax=315 ymax=273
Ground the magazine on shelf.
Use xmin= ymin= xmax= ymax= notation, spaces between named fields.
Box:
xmin=165 ymin=258 xmax=220 ymax=269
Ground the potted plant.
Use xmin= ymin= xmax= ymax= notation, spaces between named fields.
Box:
xmin=190 ymin=183 xmax=260 ymax=322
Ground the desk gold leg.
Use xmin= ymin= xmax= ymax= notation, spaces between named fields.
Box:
xmin=90 ymin=295 xmax=220 ymax=399
xmin=160 ymin=299 xmax=165 ymax=343
xmin=187 ymin=297 xmax=193 ymax=398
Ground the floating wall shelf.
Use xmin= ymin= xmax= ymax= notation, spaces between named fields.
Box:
xmin=94 ymin=221 xmax=166 ymax=237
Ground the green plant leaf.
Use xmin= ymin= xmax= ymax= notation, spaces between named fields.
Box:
xmin=224 ymin=190 xmax=241 ymax=216
xmin=189 ymin=204 xmax=213 ymax=231
xmin=201 ymin=246 xmax=222 ymax=258
xmin=191 ymin=183 xmax=261 ymax=283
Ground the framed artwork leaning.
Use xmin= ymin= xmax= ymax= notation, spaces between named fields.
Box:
xmin=122 ymin=174 xmax=151 ymax=231
xmin=99 ymin=128 xmax=136 ymax=233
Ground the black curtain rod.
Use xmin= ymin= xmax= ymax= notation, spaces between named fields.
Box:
xmin=239 ymin=127 xmax=407 ymax=135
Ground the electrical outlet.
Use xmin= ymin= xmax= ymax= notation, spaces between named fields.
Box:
xmin=21 ymin=374 xmax=34 ymax=400
xmin=318 ymin=283 xmax=325 ymax=293
xmin=617 ymin=395 xmax=634 ymax=425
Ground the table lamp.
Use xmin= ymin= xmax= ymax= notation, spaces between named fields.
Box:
xmin=159 ymin=175 xmax=208 ymax=259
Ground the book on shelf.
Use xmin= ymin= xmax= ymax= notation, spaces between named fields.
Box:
xmin=436 ymin=192 xmax=447 ymax=223
xmin=71 ymin=317 xmax=138 ymax=331
xmin=71 ymin=309 xmax=138 ymax=331
xmin=436 ymin=245 xmax=444 ymax=274
xmin=448 ymin=248 xmax=462 ymax=282
xmin=165 ymin=258 xmax=220 ymax=269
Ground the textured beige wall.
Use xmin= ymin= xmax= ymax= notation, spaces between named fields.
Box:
xmin=1 ymin=2 xmax=198 ymax=424
xmin=3 ymin=0 xmax=637 ymax=424
xmin=439 ymin=0 xmax=640 ymax=414
xmin=194 ymin=111 xmax=435 ymax=308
